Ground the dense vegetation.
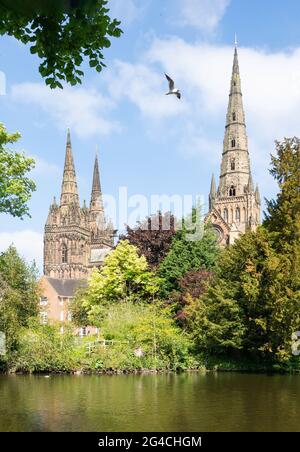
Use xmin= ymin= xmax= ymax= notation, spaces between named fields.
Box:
xmin=1 ymin=138 xmax=300 ymax=373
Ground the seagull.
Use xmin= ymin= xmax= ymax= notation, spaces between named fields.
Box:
xmin=165 ymin=73 xmax=181 ymax=99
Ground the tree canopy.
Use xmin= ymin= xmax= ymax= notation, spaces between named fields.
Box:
xmin=0 ymin=123 xmax=36 ymax=218
xmin=0 ymin=0 xmax=122 ymax=88
xmin=71 ymin=240 xmax=161 ymax=326
xmin=158 ymin=223 xmax=219 ymax=296
xmin=120 ymin=211 xmax=176 ymax=269
xmin=0 ymin=246 xmax=40 ymax=351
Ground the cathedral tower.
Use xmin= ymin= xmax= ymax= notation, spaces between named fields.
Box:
xmin=43 ymin=131 xmax=114 ymax=279
xmin=207 ymin=44 xmax=261 ymax=244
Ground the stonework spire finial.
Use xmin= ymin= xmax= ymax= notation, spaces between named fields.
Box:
xmin=60 ymin=129 xmax=80 ymax=207
xmin=234 ymin=33 xmax=238 ymax=48
xmin=209 ymin=174 xmax=217 ymax=211
xmin=67 ymin=128 xmax=71 ymax=146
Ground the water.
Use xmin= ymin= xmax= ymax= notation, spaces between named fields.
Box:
xmin=0 ymin=373 xmax=299 ymax=432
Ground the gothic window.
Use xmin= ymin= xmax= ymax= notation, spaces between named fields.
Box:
xmin=232 ymin=112 xmax=236 ymax=121
xmin=236 ymin=207 xmax=241 ymax=222
xmin=62 ymin=244 xmax=68 ymax=264
xmin=229 ymin=185 xmax=236 ymax=197
xmin=224 ymin=208 xmax=228 ymax=222
xmin=231 ymin=139 xmax=236 ymax=148
xmin=231 ymin=159 xmax=236 ymax=170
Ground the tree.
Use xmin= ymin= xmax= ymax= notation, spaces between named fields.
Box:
xmin=265 ymin=137 xmax=300 ymax=250
xmin=0 ymin=246 xmax=40 ymax=350
xmin=158 ymin=223 xmax=219 ymax=297
xmin=71 ymin=240 xmax=161 ymax=326
xmin=0 ymin=0 xmax=122 ymax=88
xmin=0 ymin=123 xmax=36 ymax=218
xmin=169 ymin=269 xmax=214 ymax=325
xmin=120 ymin=211 xmax=176 ymax=268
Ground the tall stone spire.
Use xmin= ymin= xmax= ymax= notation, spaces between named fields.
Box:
xmin=90 ymin=151 xmax=105 ymax=232
xmin=205 ymin=43 xmax=261 ymax=245
xmin=219 ymin=44 xmax=251 ymax=197
xmin=60 ymin=129 xmax=80 ymax=207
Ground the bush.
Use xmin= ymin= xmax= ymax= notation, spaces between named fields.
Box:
xmin=9 ymin=321 xmax=84 ymax=373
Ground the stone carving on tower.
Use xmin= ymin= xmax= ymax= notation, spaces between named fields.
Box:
xmin=206 ymin=43 xmax=261 ymax=245
xmin=43 ymin=130 xmax=115 ymax=280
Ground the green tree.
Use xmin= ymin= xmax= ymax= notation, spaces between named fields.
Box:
xmin=71 ymin=240 xmax=161 ymax=326
xmin=158 ymin=223 xmax=219 ymax=297
xmin=0 ymin=123 xmax=36 ymax=218
xmin=0 ymin=0 xmax=122 ymax=88
xmin=0 ymin=246 xmax=40 ymax=350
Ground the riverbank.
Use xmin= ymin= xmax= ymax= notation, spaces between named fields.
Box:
xmin=2 ymin=355 xmax=300 ymax=375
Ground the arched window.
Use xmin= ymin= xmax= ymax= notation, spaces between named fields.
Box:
xmin=236 ymin=207 xmax=241 ymax=222
xmin=231 ymin=139 xmax=236 ymax=148
xmin=224 ymin=208 xmax=228 ymax=222
xmin=229 ymin=185 xmax=236 ymax=197
xmin=231 ymin=159 xmax=235 ymax=171
xmin=62 ymin=244 xmax=68 ymax=264
xmin=232 ymin=112 xmax=236 ymax=121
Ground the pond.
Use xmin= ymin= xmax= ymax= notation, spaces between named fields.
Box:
xmin=0 ymin=373 xmax=299 ymax=431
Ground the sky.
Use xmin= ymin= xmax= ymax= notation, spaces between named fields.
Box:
xmin=1 ymin=0 xmax=300 ymax=270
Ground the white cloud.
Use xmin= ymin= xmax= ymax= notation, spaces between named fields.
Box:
xmin=11 ymin=83 xmax=121 ymax=138
xmin=175 ymin=0 xmax=231 ymax=32
xmin=0 ymin=230 xmax=43 ymax=270
xmin=107 ymin=61 xmax=189 ymax=118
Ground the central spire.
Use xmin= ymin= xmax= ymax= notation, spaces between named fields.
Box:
xmin=218 ymin=44 xmax=251 ymax=197
xmin=60 ymin=129 xmax=80 ymax=207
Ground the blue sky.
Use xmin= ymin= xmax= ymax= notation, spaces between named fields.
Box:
xmin=1 ymin=0 xmax=300 ymax=268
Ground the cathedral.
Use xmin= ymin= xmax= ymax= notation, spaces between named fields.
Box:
xmin=39 ymin=43 xmax=261 ymax=329
xmin=43 ymin=129 xmax=115 ymax=280
xmin=206 ymin=44 xmax=261 ymax=244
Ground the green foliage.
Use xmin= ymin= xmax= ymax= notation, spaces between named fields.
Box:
xmin=158 ymin=224 xmax=219 ymax=296
xmin=0 ymin=123 xmax=36 ymax=218
xmin=265 ymin=137 xmax=300 ymax=246
xmin=71 ymin=240 xmax=161 ymax=326
xmin=0 ymin=246 xmax=40 ymax=351
xmin=10 ymin=321 xmax=82 ymax=373
xmin=0 ymin=1 xmax=122 ymax=88
xmin=88 ymin=302 xmax=193 ymax=371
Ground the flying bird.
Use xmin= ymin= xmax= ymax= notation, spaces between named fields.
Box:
xmin=165 ymin=73 xmax=181 ymax=99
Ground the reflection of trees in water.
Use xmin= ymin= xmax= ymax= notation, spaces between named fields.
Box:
xmin=1 ymin=374 xmax=300 ymax=431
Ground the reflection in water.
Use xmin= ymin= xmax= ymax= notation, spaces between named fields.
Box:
xmin=0 ymin=373 xmax=300 ymax=431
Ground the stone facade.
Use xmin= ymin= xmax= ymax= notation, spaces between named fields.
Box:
xmin=206 ymin=45 xmax=261 ymax=245
xmin=43 ymin=130 xmax=115 ymax=279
